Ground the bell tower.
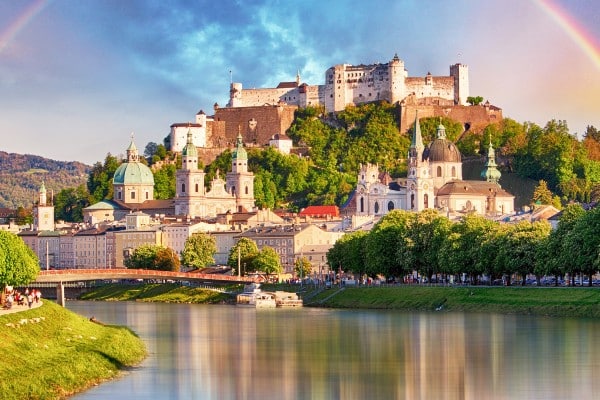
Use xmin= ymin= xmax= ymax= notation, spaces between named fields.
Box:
xmin=406 ymin=112 xmax=434 ymax=211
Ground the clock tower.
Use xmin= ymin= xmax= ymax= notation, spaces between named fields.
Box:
xmin=406 ymin=111 xmax=434 ymax=211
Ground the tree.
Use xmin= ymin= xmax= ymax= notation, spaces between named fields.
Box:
xmin=227 ymin=238 xmax=259 ymax=275
xmin=327 ymin=230 xmax=368 ymax=278
xmin=87 ymin=154 xmax=120 ymax=202
xmin=153 ymin=164 xmax=176 ymax=199
xmin=124 ymin=244 xmax=179 ymax=271
xmin=564 ymin=206 xmax=600 ymax=286
xmin=0 ymin=231 xmax=39 ymax=288
xmin=467 ymin=96 xmax=484 ymax=106
xmin=54 ymin=185 xmax=92 ymax=222
xmin=294 ymin=257 xmax=312 ymax=281
xmin=181 ymin=233 xmax=216 ymax=269
xmin=531 ymin=180 xmax=554 ymax=206
xmin=253 ymin=246 xmax=282 ymax=279
xmin=15 ymin=206 xmax=33 ymax=225
xmin=398 ymin=209 xmax=452 ymax=283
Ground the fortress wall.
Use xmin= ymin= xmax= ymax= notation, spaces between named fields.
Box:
xmin=236 ymin=88 xmax=292 ymax=107
xmin=400 ymin=104 xmax=503 ymax=134
xmin=212 ymin=105 xmax=298 ymax=147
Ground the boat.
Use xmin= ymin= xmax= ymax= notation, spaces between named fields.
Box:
xmin=274 ymin=291 xmax=303 ymax=307
xmin=236 ymin=284 xmax=302 ymax=308
xmin=236 ymin=284 xmax=276 ymax=308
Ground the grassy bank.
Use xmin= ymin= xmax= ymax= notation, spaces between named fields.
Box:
xmin=306 ymin=285 xmax=600 ymax=318
xmin=79 ymin=283 xmax=234 ymax=303
xmin=0 ymin=301 xmax=147 ymax=400
xmin=79 ymin=283 xmax=600 ymax=318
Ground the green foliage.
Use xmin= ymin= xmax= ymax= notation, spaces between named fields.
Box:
xmin=227 ymin=237 xmax=259 ymax=274
xmin=125 ymin=244 xmax=180 ymax=271
xmin=153 ymin=164 xmax=176 ymax=199
xmin=54 ymin=184 xmax=92 ymax=222
xmin=294 ymin=256 xmax=312 ymax=279
xmin=531 ymin=180 xmax=554 ymax=206
xmin=87 ymin=154 xmax=120 ymax=203
xmin=0 ymin=231 xmax=39 ymax=287
xmin=327 ymin=230 xmax=368 ymax=277
xmin=181 ymin=233 xmax=216 ymax=269
xmin=467 ymin=96 xmax=484 ymax=105
xmin=253 ymin=246 xmax=282 ymax=276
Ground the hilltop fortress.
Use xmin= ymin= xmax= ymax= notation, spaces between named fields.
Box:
xmin=170 ymin=54 xmax=502 ymax=161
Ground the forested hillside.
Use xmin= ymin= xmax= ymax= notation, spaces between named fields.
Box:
xmin=0 ymin=151 xmax=90 ymax=208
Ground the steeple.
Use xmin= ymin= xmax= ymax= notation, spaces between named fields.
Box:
xmin=39 ymin=181 xmax=47 ymax=206
xmin=481 ymin=140 xmax=502 ymax=183
xmin=409 ymin=111 xmax=424 ymax=159
xmin=126 ymin=133 xmax=139 ymax=163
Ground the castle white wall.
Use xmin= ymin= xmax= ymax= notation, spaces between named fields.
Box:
xmin=170 ymin=125 xmax=206 ymax=153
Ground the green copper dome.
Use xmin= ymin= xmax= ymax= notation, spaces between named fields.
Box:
xmin=113 ymin=138 xmax=155 ymax=185
xmin=232 ymin=133 xmax=247 ymax=160
xmin=182 ymin=130 xmax=197 ymax=158
xmin=113 ymin=162 xmax=154 ymax=185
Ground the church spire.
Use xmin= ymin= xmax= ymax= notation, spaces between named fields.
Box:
xmin=410 ymin=111 xmax=424 ymax=158
xmin=481 ymin=140 xmax=502 ymax=183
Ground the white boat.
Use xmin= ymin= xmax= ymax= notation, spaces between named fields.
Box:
xmin=236 ymin=284 xmax=276 ymax=308
xmin=274 ymin=291 xmax=303 ymax=307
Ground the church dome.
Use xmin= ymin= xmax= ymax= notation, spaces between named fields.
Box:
xmin=113 ymin=138 xmax=154 ymax=186
xmin=423 ymin=123 xmax=461 ymax=163
xmin=113 ymin=162 xmax=154 ymax=185
xmin=425 ymin=138 xmax=462 ymax=163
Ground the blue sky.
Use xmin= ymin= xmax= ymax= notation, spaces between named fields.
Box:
xmin=1 ymin=0 xmax=599 ymax=165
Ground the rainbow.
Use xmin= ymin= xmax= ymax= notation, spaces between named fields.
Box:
xmin=0 ymin=0 xmax=50 ymax=54
xmin=535 ymin=0 xmax=600 ymax=71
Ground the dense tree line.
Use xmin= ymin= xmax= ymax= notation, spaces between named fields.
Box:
xmin=327 ymin=207 xmax=599 ymax=286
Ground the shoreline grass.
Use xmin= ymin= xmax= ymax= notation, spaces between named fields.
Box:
xmin=0 ymin=301 xmax=147 ymax=400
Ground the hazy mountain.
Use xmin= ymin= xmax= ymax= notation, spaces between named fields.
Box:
xmin=0 ymin=151 xmax=90 ymax=209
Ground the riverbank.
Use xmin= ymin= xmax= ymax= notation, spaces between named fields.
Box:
xmin=0 ymin=300 xmax=147 ymax=400
xmin=304 ymin=285 xmax=600 ymax=318
xmin=78 ymin=283 xmax=234 ymax=303
xmin=80 ymin=283 xmax=600 ymax=318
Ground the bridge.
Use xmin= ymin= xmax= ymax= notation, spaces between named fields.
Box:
xmin=35 ymin=269 xmax=257 ymax=306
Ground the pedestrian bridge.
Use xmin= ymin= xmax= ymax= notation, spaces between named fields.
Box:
xmin=36 ymin=268 xmax=255 ymax=284
xmin=35 ymin=269 xmax=256 ymax=306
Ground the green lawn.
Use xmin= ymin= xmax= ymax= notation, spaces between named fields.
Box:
xmin=0 ymin=301 xmax=146 ymax=400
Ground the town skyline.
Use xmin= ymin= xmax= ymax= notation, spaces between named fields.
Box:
xmin=1 ymin=0 xmax=599 ymax=165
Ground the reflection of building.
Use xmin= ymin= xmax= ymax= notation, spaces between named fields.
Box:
xmin=353 ymin=113 xmax=514 ymax=217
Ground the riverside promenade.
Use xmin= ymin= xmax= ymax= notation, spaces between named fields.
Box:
xmin=1 ymin=300 xmax=43 ymax=315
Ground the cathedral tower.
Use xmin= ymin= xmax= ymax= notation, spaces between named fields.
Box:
xmin=481 ymin=140 xmax=502 ymax=184
xmin=406 ymin=112 xmax=434 ymax=211
xmin=226 ymin=133 xmax=255 ymax=212
xmin=175 ymin=130 xmax=206 ymax=217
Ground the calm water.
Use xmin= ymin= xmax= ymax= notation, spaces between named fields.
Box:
xmin=67 ymin=301 xmax=600 ymax=400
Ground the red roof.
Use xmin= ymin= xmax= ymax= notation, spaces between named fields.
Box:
xmin=298 ymin=205 xmax=339 ymax=218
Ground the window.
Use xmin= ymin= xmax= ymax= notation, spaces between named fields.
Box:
xmin=424 ymin=194 xmax=429 ymax=209
xmin=388 ymin=201 xmax=394 ymax=211
xmin=195 ymin=183 xmax=199 ymax=192
xmin=374 ymin=202 xmax=379 ymax=214
xmin=131 ymin=192 xmax=135 ymax=200
xmin=117 ymin=191 xmax=122 ymax=200
xmin=452 ymin=166 xmax=456 ymax=177
xmin=245 ymin=186 xmax=249 ymax=194
xmin=360 ymin=197 xmax=364 ymax=213
xmin=182 ymin=183 xmax=186 ymax=193
xmin=437 ymin=166 xmax=442 ymax=177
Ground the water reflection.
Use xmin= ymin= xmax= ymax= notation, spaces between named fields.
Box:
xmin=68 ymin=302 xmax=600 ymax=400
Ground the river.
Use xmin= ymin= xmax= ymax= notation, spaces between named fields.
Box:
xmin=67 ymin=301 xmax=600 ymax=400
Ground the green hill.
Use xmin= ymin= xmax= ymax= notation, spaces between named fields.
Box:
xmin=0 ymin=151 xmax=90 ymax=209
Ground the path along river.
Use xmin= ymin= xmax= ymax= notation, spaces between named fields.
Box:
xmin=67 ymin=300 xmax=600 ymax=400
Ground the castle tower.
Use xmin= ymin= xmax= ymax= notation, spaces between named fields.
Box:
xmin=406 ymin=112 xmax=434 ymax=211
xmin=226 ymin=133 xmax=255 ymax=212
xmin=450 ymin=63 xmax=469 ymax=105
xmin=175 ymin=130 xmax=207 ymax=217
xmin=481 ymin=140 xmax=502 ymax=184
xmin=33 ymin=181 xmax=54 ymax=231
xmin=228 ymin=82 xmax=243 ymax=107
xmin=388 ymin=53 xmax=406 ymax=105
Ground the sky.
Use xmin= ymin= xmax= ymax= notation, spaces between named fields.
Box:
xmin=1 ymin=0 xmax=599 ymax=165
